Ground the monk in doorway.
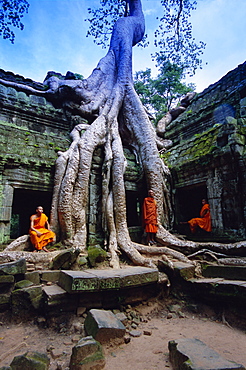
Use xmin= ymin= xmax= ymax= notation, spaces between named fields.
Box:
xmin=142 ymin=190 xmax=158 ymax=245
xmin=181 ymin=199 xmax=212 ymax=234
xmin=29 ymin=206 xmax=56 ymax=252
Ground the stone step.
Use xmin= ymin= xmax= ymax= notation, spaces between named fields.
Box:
xmin=169 ymin=338 xmax=245 ymax=370
xmin=188 ymin=277 xmax=246 ymax=303
xmin=202 ymin=264 xmax=246 ymax=281
xmin=58 ymin=266 xmax=159 ymax=294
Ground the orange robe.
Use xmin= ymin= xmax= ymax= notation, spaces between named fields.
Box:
xmin=29 ymin=213 xmax=55 ymax=250
xmin=188 ymin=203 xmax=212 ymax=233
xmin=142 ymin=197 xmax=158 ymax=233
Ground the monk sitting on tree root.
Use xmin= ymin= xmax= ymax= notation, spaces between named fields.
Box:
xmin=181 ymin=198 xmax=212 ymax=234
xmin=142 ymin=190 xmax=158 ymax=245
xmin=29 ymin=206 xmax=56 ymax=252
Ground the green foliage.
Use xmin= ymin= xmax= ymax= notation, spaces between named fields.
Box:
xmin=154 ymin=0 xmax=206 ymax=76
xmin=86 ymin=0 xmax=205 ymax=76
xmin=134 ymin=60 xmax=195 ymax=123
xmin=0 ymin=0 xmax=29 ymax=43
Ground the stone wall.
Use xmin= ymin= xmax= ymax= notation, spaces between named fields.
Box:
xmin=163 ymin=61 xmax=246 ymax=239
xmin=0 ymin=71 xmax=71 ymax=243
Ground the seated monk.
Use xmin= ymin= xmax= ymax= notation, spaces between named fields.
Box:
xmin=142 ymin=189 xmax=158 ymax=245
xmin=181 ymin=199 xmax=212 ymax=234
xmin=29 ymin=206 xmax=56 ymax=252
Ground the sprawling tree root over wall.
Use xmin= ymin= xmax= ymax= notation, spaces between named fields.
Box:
xmin=1 ymin=0 xmax=246 ymax=268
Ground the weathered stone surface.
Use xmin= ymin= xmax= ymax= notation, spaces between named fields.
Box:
xmin=11 ymin=285 xmax=43 ymax=313
xmin=0 ymin=293 xmax=11 ymax=311
xmin=41 ymin=270 xmax=60 ymax=282
xmin=0 ymin=275 xmax=14 ymax=284
xmin=69 ymin=336 xmax=105 ymax=370
xmin=188 ymin=277 xmax=246 ymax=303
xmin=87 ymin=246 xmax=107 ymax=267
xmin=25 ymin=271 xmax=40 ymax=284
xmin=10 ymin=350 xmax=50 ymax=370
xmin=58 ymin=267 xmax=158 ymax=294
xmin=0 ymin=258 xmax=26 ymax=275
xmin=15 ymin=279 xmax=34 ymax=289
xmin=42 ymin=284 xmax=68 ymax=306
xmin=50 ymin=248 xmax=80 ymax=270
xmin=84 ymin=309 xmax=126 ymax=344
xmin=202 ymin=264 xmax=246 ymax=281
xmin=169 ymin=338 xmax=245 ymax=370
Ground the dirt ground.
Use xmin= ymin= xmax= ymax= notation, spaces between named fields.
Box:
xmin=0 ymin=295 xmax=246 ymax=370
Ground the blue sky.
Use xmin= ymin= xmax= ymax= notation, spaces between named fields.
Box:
xmin=0 ymin=0 xmax=245 ymax=93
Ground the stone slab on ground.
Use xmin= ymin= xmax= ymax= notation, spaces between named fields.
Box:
xmin=58 ymin=266 xmax=159 ymax=294
xmin=69 ymin=336 xmax=105 ymax=370
xmin=10 ymin=350 xmax=50 ymax=370
xmin=84 ymin=309 xmax=126 ymax=344
xmin=169 ymin=338 xmax=245 ymax=370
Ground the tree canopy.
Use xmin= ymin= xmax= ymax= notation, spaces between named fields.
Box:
xmin=86 ymin=0 xmax=206 ymax=76
xmin=134 ymin=59 xmax=195 ymax=123
xmin=0 ymin=0 xmax=29 ymax=43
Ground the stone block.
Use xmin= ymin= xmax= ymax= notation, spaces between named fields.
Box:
xmin=10 ymin=350 xmax=50 ymax=370
xmin=0 ymin=275 xmax=14 ymax=284
xmin=118 ymin=266 xmax=159 ymax=288
xmin=169 ymin=338 xmax=245 ymax=370
xmin=173 ymin=262 xmax=196 ymax=281
xmin=58 ymin=267 xmax=158 ymax=294
xmin=15 ymin=279 xmax=34 ymax=290
xmin=0 ymin=258 xmax=26 ymax=275
xmin=202 ymin=265 xmax=246 ymax=281
xmin=11 ymin=285 xmax=43 ymax=312
xmin=0 ymin=206 xmax=11 ymax=221
xmin=69 ymin=336 xmax=105 ymax=370
xmin=84 ymin=309 xmax=126 ymax=344
xmin=51 ymin=248 xmax=80 ymax=270
xmin=42 ymin=284 xmax=68 ymax=306
xmin=41 ymin=270 xmax=60 ymax=282
xmin=25 ymin=271 xmax=40 ymax=285
xmin=59 ymin=270 xmax=99 ymax=293
xmin=0 ymin=293 xmax=11 ymax=311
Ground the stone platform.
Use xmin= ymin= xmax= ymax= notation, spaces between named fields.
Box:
xmin=158 ymin=260 xmax=246 ymax=306
xmin=169 ymin=338 xmax=245 ymax=370
xmin=58 ymin=266 xmax=159 ymax=293
xmin=42 ymin=266 xmax=163 ymax=310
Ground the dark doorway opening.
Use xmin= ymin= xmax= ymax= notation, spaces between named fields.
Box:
xmin=10 ymin=188 xmax=53 ymax=238
xmin=175 ymin=183 xmax=208 ymax=232
xmin=126 ymin=190 xmax=141 ymax=227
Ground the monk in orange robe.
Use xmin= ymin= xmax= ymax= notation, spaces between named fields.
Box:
xmin=142 ymin=190 xmax=158 ymax=245
xmin=29 ymin=206 xmax=56 ymax=252
xmin=187 ymin=199 xmax=212 ymax=234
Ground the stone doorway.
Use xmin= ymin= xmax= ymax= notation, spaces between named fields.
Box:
xmin=175 ymin=183 xmax=208 ymax=231
xmin=126 ymin=190 xmax=141 ymax=227
xmin=10 ymin=188 xmax=53 ymax=238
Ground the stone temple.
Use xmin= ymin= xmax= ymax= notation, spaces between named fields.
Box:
xmin=0 ymin=61 xmax=245 ymax=245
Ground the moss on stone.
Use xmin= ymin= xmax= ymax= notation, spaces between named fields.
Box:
xmin=87 ymin=246 xmax=107 ymax=267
